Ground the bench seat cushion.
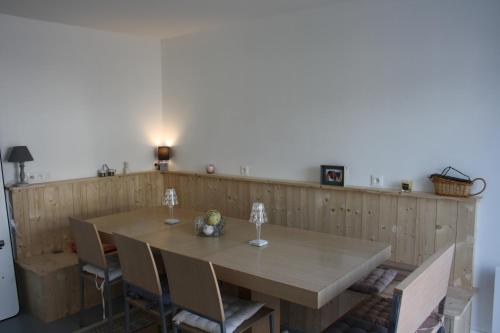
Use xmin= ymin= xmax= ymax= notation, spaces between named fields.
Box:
xmin=344 ymin=295 xmax=444 ymax=333
xmin=348 ymin=295 xmax=393 ymax=328
xmin=349 ymin=268 xmax=397 ymax=294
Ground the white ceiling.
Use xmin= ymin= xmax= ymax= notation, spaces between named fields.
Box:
xmin=0 ymin=0 xmax=334 ymax=39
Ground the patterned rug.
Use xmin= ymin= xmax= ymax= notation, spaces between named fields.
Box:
xmin=73 ymin=310 xmax=160 ymax=333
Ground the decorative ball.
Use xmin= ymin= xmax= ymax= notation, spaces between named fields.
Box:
xmin=206 ymin=209 xmax=222 ymax=226
xmin=206 ymin=164 xmax=216 ymax=174
xmin=203 ymin=224 xmax=215 ymax=236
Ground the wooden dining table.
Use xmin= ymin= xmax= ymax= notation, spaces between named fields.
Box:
xmin=88 ymin=206 xmax=391 ymax=332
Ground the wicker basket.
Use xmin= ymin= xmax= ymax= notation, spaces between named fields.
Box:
xmin=429 ymin=167 xmax=486 ymax=198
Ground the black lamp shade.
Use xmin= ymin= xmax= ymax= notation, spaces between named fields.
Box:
xmin=158 ymin=146 xmax=170 ymax=161
xmin=7 ymin=146 xmax=34 ymax=163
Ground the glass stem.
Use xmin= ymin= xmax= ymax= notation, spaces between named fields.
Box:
xmin=256 ymin=223 xmax=261 ymax=241
xmin=170 ymin=206 xmax=174 ymax=219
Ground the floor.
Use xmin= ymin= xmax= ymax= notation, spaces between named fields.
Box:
xmin=0 ymin=299 xmax=294 ymax=333
xmin=0 ymin=298 xmax=124 ymax=333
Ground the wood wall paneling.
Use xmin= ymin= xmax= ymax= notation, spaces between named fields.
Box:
xmin=362 ymin=193 xmax=380 ymax=242
xmin=10 ymin=172 xmax=164 ymax=259
xmin=9 ymin=171 xmax=478 ymax=291
xmin=345 ymin=192 xmax=363 ymax=239
xmin=436 ymin=200 xmax=459 ymax=285
xmin=378 ymin=195 xmax=398 ymax=260
xmin=416 ymin=198 xmax=437 ymax=264
xmin=396 ymin=197 xmax=418 ymax=265
xmin=454 ymin=203 xmax=476 ymax=288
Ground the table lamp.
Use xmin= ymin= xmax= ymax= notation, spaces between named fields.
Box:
xmin=7 ymin=146 xmax=34 ymax=186
xmin=157 ymin=146 xmax=170 ymax=173
xmin=163 ymin=188 xmax=179 ymax=224
xmin=248 ymin=202 xmax=268 ymax=247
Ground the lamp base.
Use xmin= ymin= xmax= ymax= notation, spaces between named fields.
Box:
xmin=248 ymin=239 xmax=268 ymax=247
xmin=164 ymin=218 xmax=180 ymax=225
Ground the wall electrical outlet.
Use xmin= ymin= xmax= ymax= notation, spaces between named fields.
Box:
xmin=371 ymin=175 xmax=384 ymax=187
xmin=27 ymin=172 xmax=50 ymax=183
xmin=240 ymin=166 xmax=250 ymax=176
xmin=27 ymin=172 xmax=36 ymax=182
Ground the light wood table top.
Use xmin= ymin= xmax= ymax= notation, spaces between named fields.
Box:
xmin=88 ymin=207 xmax=391 ymax=309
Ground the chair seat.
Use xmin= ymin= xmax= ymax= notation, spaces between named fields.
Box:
xmin=82 ymin=255 xmax=122 ymax=281
xmin=349 ymin=268 xmax=397 ymax=294
xmin=173 ymin=295 xmax=265 ymax=333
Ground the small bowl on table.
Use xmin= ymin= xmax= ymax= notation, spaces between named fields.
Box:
xmin=194 ymin=215 xmax=225 ymax=237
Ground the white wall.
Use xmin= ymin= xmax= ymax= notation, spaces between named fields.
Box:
xmin=161 ymin=0 xmax=500 ymax=331
xmin=0 ymin=14 xmax=162 ymax=184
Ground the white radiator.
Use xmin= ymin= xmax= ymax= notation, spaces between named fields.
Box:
xmin=493 ymin=267 xmax=500 ymax=332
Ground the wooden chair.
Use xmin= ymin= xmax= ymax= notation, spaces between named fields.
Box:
xmin=113 ymin=233 xmax=171 ymax=333
xmin=69 ymin=217 xmax=122 ymax=331
xmin=161 ymin=250 xmax=275 ymax=333
xmin=324 ymin=244 xmax=455 ymax=333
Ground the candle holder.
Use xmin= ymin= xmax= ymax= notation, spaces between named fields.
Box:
xmin=163 ymin=188 xmax=180 ymax=224
xmin=248 ymin=202 xmax=268 ymax=247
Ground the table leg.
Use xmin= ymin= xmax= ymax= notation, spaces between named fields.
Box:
xmin=251 ymin=291 xmax=280 ymax=333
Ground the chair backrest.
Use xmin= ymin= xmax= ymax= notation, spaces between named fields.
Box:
xmin=161 ymin=250 xmax=225 ymax=322
xmin=391 ymin=244 xmax=455 ymax=333
xmin=113 ymin=233 xmax=162 ymax=296
xmin=69 ymin=217 xmax=107 ymax=269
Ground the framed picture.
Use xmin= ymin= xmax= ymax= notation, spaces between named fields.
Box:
xmin=321 ymin=165 xmax=345 ymax=186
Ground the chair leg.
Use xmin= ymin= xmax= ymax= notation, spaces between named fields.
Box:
xmin=159 ymin=295 xmax=168 ymax=333
xmin=437 ymin=297 xmax=446 ymax=333
xmin=123 ymin=283 xmax=130 ymax=333
xmin=79 ymin=271 xmax=84 ymax=327
xmin=269 ymin=312 xmax=275 ymax=333
xmin=172 ymin=305 xmax=178 ymax=333
xmin=105 ymin=275 xmax=113 ymax=332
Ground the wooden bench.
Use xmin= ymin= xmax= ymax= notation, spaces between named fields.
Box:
xmin=15 ymin=252 xmax=121 ymax=323
xmin=285 ymin=261 xmax=474 ymax=333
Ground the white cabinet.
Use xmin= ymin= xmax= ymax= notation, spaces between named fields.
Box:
xmin=0 ymin=156 xmax=19 ymax=321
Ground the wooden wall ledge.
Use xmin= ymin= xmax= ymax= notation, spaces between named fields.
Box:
xmin=166 ymin=171 xmax=481 ymax=203
xmin=7 ymin=170 xmax=155 ymax=192
xmin=8 ymin=169 xmax=479 ymax=203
